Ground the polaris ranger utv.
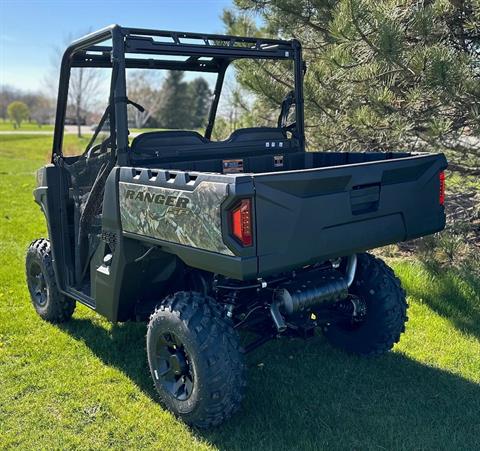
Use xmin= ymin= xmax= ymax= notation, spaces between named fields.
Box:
xmin=26 ymin=25 xmax=447 ymax=428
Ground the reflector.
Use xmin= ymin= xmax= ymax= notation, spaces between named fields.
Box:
xmin=231 ymin=199 xmax=253 ymax=246
xmin=439 ymin=171 xmax=445 ymax=206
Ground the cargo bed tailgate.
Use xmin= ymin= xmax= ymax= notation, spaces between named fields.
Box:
xmin=253 ymin=153 xmax=447 ymax=276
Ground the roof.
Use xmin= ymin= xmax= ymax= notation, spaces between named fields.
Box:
xmin=68 ymin=25 xmax=298 ymax=73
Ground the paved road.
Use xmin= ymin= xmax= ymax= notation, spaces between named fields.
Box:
xmin=0 ymin=130 xmax=55 ymax=135
xmin=0 ymin=125 xmax=142 ymax=137
xmin=0 ymin=125 xmax=93 ymax=135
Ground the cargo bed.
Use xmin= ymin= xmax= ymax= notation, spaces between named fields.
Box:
xmin=118 ymin=147 xmax=447 ymax=280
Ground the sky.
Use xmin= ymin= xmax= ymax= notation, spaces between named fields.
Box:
xmin=0 ymin=0 xmax=233 ymax=92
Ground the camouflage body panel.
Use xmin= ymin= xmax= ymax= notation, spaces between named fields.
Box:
xmin=119 ymin=181 xmax=234 ymax=256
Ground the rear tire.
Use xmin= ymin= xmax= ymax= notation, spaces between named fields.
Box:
xmin=146 ymin=291 xmax=246 ymax=428
xmin=324 ymin=253 xmax=408 ymax=356
xmin=25 ymin=238 xmax=76 ymax=323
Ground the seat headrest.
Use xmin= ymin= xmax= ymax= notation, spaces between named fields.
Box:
xmin=131 ymin=130 xmax=207 ymax=152
xmin=228 ymin=127 xmax=286 ymax=143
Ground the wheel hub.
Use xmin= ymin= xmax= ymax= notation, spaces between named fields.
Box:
xmin=333 ymin=296 xmax=366 ymax=320
xmin=154 ymin=332 xmax=194 ymax=401
xmin=349 ymin=296 xmax=367 ymax=322
xmin=30 ymin=264 xmax=47 ymax=307
xmin=169 ymin=351 xmax=188 ymax=376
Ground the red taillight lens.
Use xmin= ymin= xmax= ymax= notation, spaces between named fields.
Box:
xmin=231 ymin=199 xmax=253 ymax=246
xmin=439 ymin=171 xmax=445 ymax=206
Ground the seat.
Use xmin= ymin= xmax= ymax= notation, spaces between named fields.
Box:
xmin=129 ymin=127 xmax=297 ymax=166
xmin=227 ymin=127 xmax=287 ymax=143
xmin=131 ymin=130 xmax=207 ymax=155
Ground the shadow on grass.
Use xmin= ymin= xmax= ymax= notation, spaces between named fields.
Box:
xmin=60 ymin=319 xmax=480 ymax=450
xmin=59 ymin=319 xmax=157 ymax=399
xmin=403 ymin=260 xmax=480 ymax=340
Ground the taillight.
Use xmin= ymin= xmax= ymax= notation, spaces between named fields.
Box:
xmin=439 ymin=171 xmax=445 ymax=206
xmin=231 ymin=199 xmax=253 ymax=246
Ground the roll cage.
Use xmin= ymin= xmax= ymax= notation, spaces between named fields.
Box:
xmin=52 ymin=24 xmax=306 ymax=166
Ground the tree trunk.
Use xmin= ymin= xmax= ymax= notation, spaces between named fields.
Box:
xmin=135 ymin=110 xmax=142 ymax=129
xmin=76 ymin=103 xmax=82 ymax=138
xmin=76 ymin=69 xmax=83 ymax=138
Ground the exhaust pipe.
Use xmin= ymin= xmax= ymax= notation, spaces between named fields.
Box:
xmin=345 ymin=254 xmax=357 ymax=288
xmin=270 ymin=255 xmax=357 ymax=332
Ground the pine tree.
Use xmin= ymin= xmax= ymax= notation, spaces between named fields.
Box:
xmin=224 ymin=0 xmax=480 ymax=173
xmin=188 ymin=78 xmax=212 ymax=129
xmin=157 ymin=70 xmax=190 ymax=129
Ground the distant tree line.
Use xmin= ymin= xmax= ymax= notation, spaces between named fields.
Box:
xmin=0 ymin=86 xmax=54 ymax=128
xmin=1 ymin=69 xmax=212 ymax=132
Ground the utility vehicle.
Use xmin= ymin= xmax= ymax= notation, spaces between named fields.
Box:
xmin=26 ymin=25 xmax=447 ymax=428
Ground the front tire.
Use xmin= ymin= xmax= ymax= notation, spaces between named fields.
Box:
xmin=25 ymin=238 xmax=76 ymax=323
xmin=146 ymin=291 xmax=246 ymax=428
xmin=324 ymin=253 xmax=408 ymax=356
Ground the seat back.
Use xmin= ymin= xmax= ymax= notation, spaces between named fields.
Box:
xmin=129 ymin=127 xmax=299 ymax=167
xmin=131 ymin=130 xmax=206 ymax=156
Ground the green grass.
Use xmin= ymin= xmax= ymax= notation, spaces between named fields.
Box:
xmin=0 ymin=120 xmax=54 ymax=132
xmin=0 ymin=134 xmax=479 ymax=450
xmin=128 ymin=127 xmax=203 ymax=135
xmin=129 ymin=127 xmax=166 ymax=134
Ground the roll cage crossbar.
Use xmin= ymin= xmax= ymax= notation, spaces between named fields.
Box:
xmin=53 ymin=24 xmax=305 ymax=164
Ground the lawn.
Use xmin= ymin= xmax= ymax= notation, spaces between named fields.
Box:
xmin=0 ymin=120 xmax=54 ymax=132
xmin=0 ymin=134 xmax=479 ymax=450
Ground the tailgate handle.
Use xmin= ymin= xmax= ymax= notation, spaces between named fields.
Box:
xmin=350 ymin=183 xmax=380 ymax=215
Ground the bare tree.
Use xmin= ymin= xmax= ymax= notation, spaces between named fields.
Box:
xmin=30 ymin=95 xmax=55 ymax=127
xmin=68 ymin=67 xmax=104 ymax=137
xmin=0 ymin=85 xmax=21 ymax=121
xmin=45 ymin=31 xmax=106 ymax=137
xmin=127 ymin=71 xmax=163 ymax=128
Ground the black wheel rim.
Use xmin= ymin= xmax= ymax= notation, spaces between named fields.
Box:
xmin=153 ymin=332 xmax=194 ymax=401
xmin=29 ymin=262 xmax=48 ymax=307
xmin=333 ymin=296 xmax=367 ymax=331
